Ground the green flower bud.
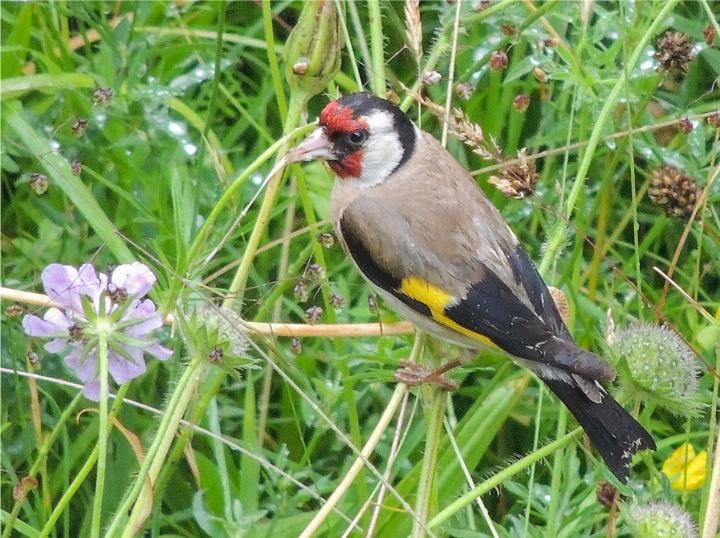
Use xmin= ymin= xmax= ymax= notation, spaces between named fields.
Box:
xmin=625 ymin=501 xmax=698 ymax=538
xmin=284 ymin=0 xmax=343 ymax=97
xmin=609 ymin=323 xmax=701 ymax=416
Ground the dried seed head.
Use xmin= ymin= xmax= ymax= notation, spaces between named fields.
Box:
xmin=329 ymin=293 xmax=345 ymax=310
xmin=29 ymin=172 xmax=48 ymax=195
xmin=304 ymin=305 xmax=323 ymax=324
xmin=489 ymin=50 xmax=508 ymax=71
xmin=292 ymin=57 xmax=310 ymax=75
xmin=316 ymin=232 xmax=335 ymax=248
xmin=293 ymin=280 xmax=310 ymax=302
xmin=71 ymin=119 xmax=89 ymax=135
xmin=707 ymin=112 xmax=720 ymax=127
xmin=678 ymin=117 xmax=693 ymax=133
xmin=532 ymin=67 xmax=548 ymax=83
xmin=28 ymin=350 xmax=40 ymax=367
xmin=626 ymin=501 xmax=698 ymax=538
xmin=596 ymin=481 xmax=618 ymax=510
xmin=655 ymin=31 xmax=695 ymax=73
xmin=305 ymin=263 xmax=325 ymax=281
xmin=71 ymin=159 xmax=82 ymax=176
xmin=404 ymin=0 xmax=423 ymax=64
xmin=455 ymin=81 xmax=473 ymax=101
xmin=500 ymin=24 xmax=518 ymax=37
xmin=93 ymin=87 xmax=114 ymax=105
xmin=291 ymin=337 xmax=302 ymax=354
xmin=611 ymin=323 xmax=701 ymax=415
xmin=368 ymin=294 xmax=378 ymax=314
xmin=5 ymin=304 xmax=24 ymax=317
xmin=488 ymin=149 xmax=539 ymax=198
xmin=421 ymin=70 xmax=442 ymax=86
xmin=513 ymin=94 xmax=530 ymax=112
xmin=648 ymin=165 xmax=701 ymax=217
xmin=704 ymin=24 xmax=715 ymax=46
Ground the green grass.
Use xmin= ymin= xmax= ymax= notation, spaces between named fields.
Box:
xmin=2 ymin=1 xmax=719 ymax=537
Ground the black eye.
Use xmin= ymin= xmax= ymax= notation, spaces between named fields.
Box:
xmin=348 ymin=130 xmax=368 ymax=146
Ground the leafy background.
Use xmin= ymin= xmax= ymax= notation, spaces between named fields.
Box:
xmin=1 ymin=1 xmax=719 ymax=537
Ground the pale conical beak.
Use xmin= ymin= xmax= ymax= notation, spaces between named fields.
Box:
xmin=287 ymin=127 xmax=335 ymax=163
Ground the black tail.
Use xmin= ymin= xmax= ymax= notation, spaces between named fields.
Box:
xmin=544 ymin=377 xmax=656 ymax=482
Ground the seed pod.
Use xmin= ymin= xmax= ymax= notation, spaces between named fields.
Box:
xmin=421 ymin=71 xmax=442 ymax=86
xmin=655 ymin=31 xmax=694 ymax=73
xmin=329 ymin=293 xmax=345 ymax=310
xmin=71 ymin=119 xmax=89 ymax=135
xmin=293 ymin=280 xmax=310 ymax=302
xmin=291 ymin=337 xmax=302 ymax=354
xmin=532 ymin=67 xmax=548 ymax=83
xmin=648 ymin=165 xmax=700 ymax=217
xmin=29 ymin=172 xmax=48 ymax=195
xmin=316 ymin=232 xmax=335 ymax=248
xmin=5 ymin=304 xmax=24 ymax=317
xmin=27 ymin=351 xmax=40 ymax=367
xmin=489 ymin=51 xmax=508 ymax=72
xmin=513 ymin=94 xmax=530 ymax=112
xmin=71 ymin=159 xmax=82 ymax=176
xmin=304 ymin=306 xmax=323 ymax=325
xmin=305 ymin=263 xmax=325 ymax=281
xmin=284 ymin=0 xmax=343 ymax=97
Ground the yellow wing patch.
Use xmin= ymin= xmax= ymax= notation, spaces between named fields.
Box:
xmin=399 ymin=276 xmax=499 ymax=350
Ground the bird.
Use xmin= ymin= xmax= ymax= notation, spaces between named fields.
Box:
xmin=287 ymin=92 xmax=655 ymax=482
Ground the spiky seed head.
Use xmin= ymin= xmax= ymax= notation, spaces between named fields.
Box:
xmin=648 ymin=165 xmax=701 ymax=217
xmin=654 ymin=31 xmax=695 ymax=73
xmin=625 ymin=501 xmax=698 ymax=538
xmin=610 ymin=323 xmax=701 ymax=415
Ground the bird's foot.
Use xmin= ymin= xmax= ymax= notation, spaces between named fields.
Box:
xmin=394 ymin=359 xmax=461 ymax=391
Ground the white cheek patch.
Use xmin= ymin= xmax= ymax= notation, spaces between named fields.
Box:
xmin=356 ymin=111 xmax=404 ymax=188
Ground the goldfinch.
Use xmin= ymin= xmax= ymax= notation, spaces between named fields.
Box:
xmin=287 ymin=92 xmax=655 ymax=482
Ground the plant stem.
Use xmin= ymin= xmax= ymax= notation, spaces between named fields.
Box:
xmin=36 ymin=385 xmax=130 ymax=538
xmin=90 ymin=333 xmax=110 ymax=538
xmin=367 ymin=0 xmax=386 ymax=97
xmin=412 ymin=384 xmax=446 ymax=538
xmin=429 ymin=429 xmax=583 ymax=529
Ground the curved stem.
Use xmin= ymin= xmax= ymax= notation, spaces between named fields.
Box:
xmin=90 ymin=332 xmax=110 ymax=538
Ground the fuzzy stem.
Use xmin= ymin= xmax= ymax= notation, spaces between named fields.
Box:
xmin=412 ymin=384 xmax=446 ymax=538
xmin=429 ymin=429 xmax=583 ymax=529
xmin=90 ymin=332 xmax=110 ymax=538
xmin=262 ymin=0 xmax=288 ymax=122
xmin=538 ymin=0 xmax=680 ymax=274
xmin=36 ymin=385 xmax=129 ymax=538
xmin=701 ymin=343 xmax=720 ymax=538
xmin=104 ymin=354 xmax=203 ymax=537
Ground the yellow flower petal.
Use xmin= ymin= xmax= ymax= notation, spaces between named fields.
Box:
xmin=661 ymin=443 xmax=707 ymax=492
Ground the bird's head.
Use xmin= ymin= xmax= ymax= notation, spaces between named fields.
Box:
xmin=287 ymin=93 xmax=417 ymax=186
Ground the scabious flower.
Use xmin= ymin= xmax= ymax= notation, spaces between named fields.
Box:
xmin=661 ymin=442 xmax=707 ymax=492
xmin=22 ymin=263 xmax=172 ymax=400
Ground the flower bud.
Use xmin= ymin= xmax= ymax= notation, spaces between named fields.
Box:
xmin=489 ymin=51 xmax=508 ymax=71
xmin=29 ymin=172 xmax=48 ymax=195
xmin=422 ymin=71 xmax=442 ymax=86
xmin=284 ymin=0 xmax=343 ymax=97
xmin=513 ymin=94 xmax=530 ymax=112
xmin=304 ymin=306 xmax=323 ymax=324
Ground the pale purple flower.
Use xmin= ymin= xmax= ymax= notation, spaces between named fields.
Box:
xmin=22 ymin=262 xmax=172 ymax=400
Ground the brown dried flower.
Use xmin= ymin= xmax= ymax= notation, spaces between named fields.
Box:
xmin=596 ymin=480 xmax=618 ymax=509
xmin=455 ymin=81 xmax=473 ymax=101
xmin=704 ymin=24 xmax=715 ymax=46
xmin=488 ymin=149 xmax=539 ymax=198
xmin=368 ymin=294 xmax=378 ymax=314
xmin=293 ymin=280 xmax=310 ymax=302
xmin=655 ymin=31 xmax=694 ymax=73
xmin=678 ymin=117 xmax=693 ymax=133
xmin=291 ymin=337 xmax=302 ymax=354
xmin=513 ymin=94 xmax=530 ymax=112
xmin=329 ymin=293 xmax=345 ymax=310
xmin=304 ymin=306 xmax=323 ymax=325
xmin=648 ymin=165 xmax=701 ymax=217
xmin=305 ymin=263 xmax=325 ymax=281
xmin=532 ymin=67 xmax=548 ymax=83
xmin=71 ymin=159 xmax=82 ymax=176
xmin=708 ymin=112 xmax=720 ymax=127
xmin=71 ymin=119 xmax=89 ymax=135
xmin=500 ymin=24 xmax=518 ymax=37
xmin=316 ymin=232 xmax=335 ymax=248
xmin=93 ymin=87 xmax=114 ymax=105
xmin=5 ymin=304 xmax=24 ymax=317
xmin=421 ymin=70 xmax=442 ymax=86
xmin=489 ymin=51 xmax=508 ymax=71
xmin=29 ymin=172 xmax=48 ymax=195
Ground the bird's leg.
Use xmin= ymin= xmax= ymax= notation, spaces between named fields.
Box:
xmin=394 ymin=359 xmax=462 ymax=391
